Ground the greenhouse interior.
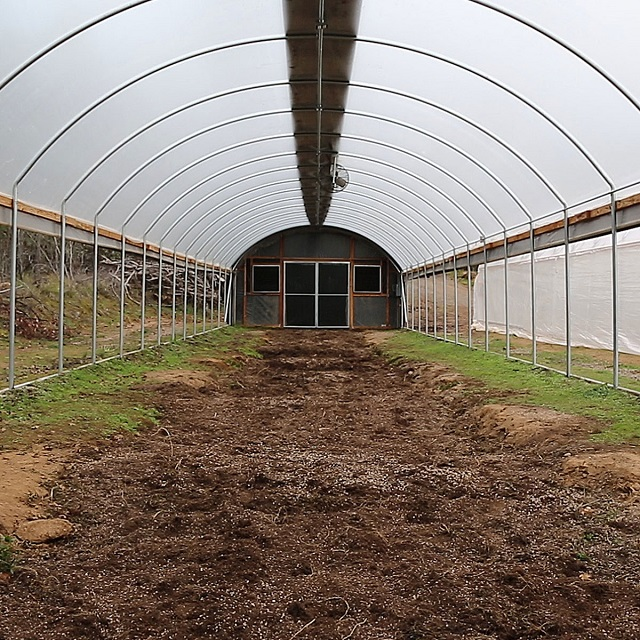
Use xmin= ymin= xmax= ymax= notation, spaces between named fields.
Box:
xmin=1 ymin=2 xmax=640 ymax=639
xmin=2 ymin=1 xmax=640 ymax=392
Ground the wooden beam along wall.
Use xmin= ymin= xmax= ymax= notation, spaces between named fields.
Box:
xmin=0 ymin=194 xmax=228 ymax=271
xmin=406 ymin=193 xmax=640 ymax=277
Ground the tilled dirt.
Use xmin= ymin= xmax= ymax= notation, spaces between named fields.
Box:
xmin=1 ymin=329 xmax=639 ymax=640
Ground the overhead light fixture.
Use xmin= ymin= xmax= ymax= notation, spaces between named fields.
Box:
xmin=331 ymin=154 xmax=349 ymax=192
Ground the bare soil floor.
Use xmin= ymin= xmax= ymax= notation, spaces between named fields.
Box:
xmin=1 ymin=329 xmax=639 ymax=640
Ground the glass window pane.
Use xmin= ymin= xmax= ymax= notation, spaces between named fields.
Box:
xmin=285 ymin=263 xmax=315 ymax=294
xmin=354 ymin=265 xmax=381 ymax=293
xmin=252 ymin=265 xmax=280 ymax=292
xmin=285 ymin=295 xmax=315 ymax=326
xmin=318 ymin=263 xmax=348 ymax=294
xmin=318 ymin=296 xmax=348 ymax=327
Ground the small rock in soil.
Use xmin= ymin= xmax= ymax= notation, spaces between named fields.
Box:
xmin=15 ymin=518 xmax=74 ymax=543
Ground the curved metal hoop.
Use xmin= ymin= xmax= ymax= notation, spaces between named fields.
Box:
xmin=336 ymin=37 xmax=613 ymax=188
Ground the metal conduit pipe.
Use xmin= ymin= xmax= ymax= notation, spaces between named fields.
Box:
xmin=56 ymin=94 xmax=568 ymax=360
xmin=331 ymin=39 xmax=614 ymax=189
xmin=10 ymin=40 xmax=289 ymax=377
xmin=468 ymin=0 xmax=638 ymax=381
xmin=96 ymin=123 xmax=482 ymax=258
xmin=145 ymin=144 xmax=482 ymax=264
xmin=116 ymin=128 xmax=495 ymax=275
xmin=314 ymin=0 xmax=326 ymax=226
xmin=62 ymin=89 xmax=291 ymax=213
xmin=340 ymin=140 xmax=523 ymax=359
xmin=65 ymin=93 xmax=564 ymax=280
xmin=149 ymin=149 xmax=476 ymax=264
xmin=88 ymin=133 xmax=295 ymax=360
xmin=0 ymin=1 xmax=157 ymax=91
xmin=143 ymin=146 xmax=481 ymax=268
xmin=341 ymin=56 xmax=618 ymax=369
xmin=476 ymin=0 xmax=640 ymax=380
xmin=33 ymin=79 xmax=576 ymax=370
xmin=468 ymin=0 xmax=640 ymax=114
xmin=141 ymin=151 xmax=298 ymax=243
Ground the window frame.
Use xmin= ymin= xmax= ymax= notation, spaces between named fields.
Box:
xmin=353 ymin=264 xmax=382 ymax=294
xmin=251 ymin=263 xmax=281 ymax=294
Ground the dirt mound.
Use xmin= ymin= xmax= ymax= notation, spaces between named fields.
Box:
xmin=563 ymin=451 xmax=640 ymax=495
xmin=471 ymin=404 xmax=597 ymax=446
xmin=0 ymin=448 xmax=63 ymax=534
xmin=142 ymin=369 xmax=217 ymax=390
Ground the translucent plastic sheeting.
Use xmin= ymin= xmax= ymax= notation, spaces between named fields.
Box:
xmin=2 ymin=1 xmax=640 ymax=270
xmin=472 ymin=228 xmax=640 ymax=355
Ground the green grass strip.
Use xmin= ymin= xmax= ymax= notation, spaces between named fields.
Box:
xmin=379 ymin=330 xmax=640 ymax=443
xmin=0 ymin=327 xmax=263 ymax=450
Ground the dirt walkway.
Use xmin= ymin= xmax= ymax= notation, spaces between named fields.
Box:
xmin=1 ymin=330 xmax=639 ymax=639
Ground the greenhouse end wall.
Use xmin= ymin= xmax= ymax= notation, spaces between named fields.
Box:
xmin=235 ymin=228 xmax=402 ymax=329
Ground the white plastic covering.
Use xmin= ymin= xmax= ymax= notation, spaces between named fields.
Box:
xmin=2 ymin=1 xmax=640 ymax=268
xmin=472 ymin=228 xmax=640 ymax=354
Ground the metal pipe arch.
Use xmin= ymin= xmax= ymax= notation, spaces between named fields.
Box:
xmin=194 ymin=193 xmax=434 ymax=268
xmin=174 ymin=181 xmax=448 ymax=261
xmin=191 ymin=190 xmax=441 ymax=266
xmin=145 ymin=148 xmax=473 ymax=272
xmin=339 ymin=36 xmax=614 ymax=189
xmin=14 ymin=36 xmax=288 ymax=187
xmin=212 ymin=205 xmax=428 ymax=270
xmin=101 ymin=129 xmax=498 ymax=263
xmin=466 ymin=0 xmax=640 ymax=115
xmin=170 ymin=175 xmax=456 ymax=257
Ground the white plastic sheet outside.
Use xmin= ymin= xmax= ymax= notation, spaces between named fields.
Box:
xmin=472 ymin=228 xmax=640 ymax=354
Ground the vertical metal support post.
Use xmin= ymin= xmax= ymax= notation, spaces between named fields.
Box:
xmin=57 ymin=202 xmax=67 ymax=373
xmin=467 ymin=245 xmax=472 ymax=349
xmin=183 ymin=259 xmax=189 ymax=340
xmin=8 ymin=186 xmax=19 ymax=388
xmin=504 ymin=231 xmax=510 ymax=358
xmin=171 ymin=252 xmax=177 ymax=341
xmin=453 ymin=251 xmax=459 ymax=345
xmin=483 ymin=244 xmax=489 ymax=352
xmin=202 ymin=263 xmax=208 ymax=331
xmin=91 ymin=222 xmax=99 ymax=364
xmin=413 ymin=272 xmax=417 ymax=332
xmin=611 ymin=193 xmax=619 ymax=388
xmin=157 ymin=247 xmax=163 ymax=345
xmin=224 ymin=272 xmax=233 ymax=324
xmin=141 ymin=242 xmax=147 ymax=350
xmin=529 ymin=222 xmax=537 ymax=365
xmin=563 ymin=207 xmax=571 ymax=376
xmin=408 ymin=274 xmax=412 ymax=329
xmin=423 ymin=266 xmax=428 ymax=334
xmin=400 ymin=274 xmax=408 ymax=328
xmin=214 ymin=267 xmax=216 ymax=329
xmin=442 ymin=254 xmax=448 ymax=342
xmin=193 ymin=261 xmax=198 ymax=335
xmin=217 ymin=269 xmax=223 ymax=328
xmin=417 ymin=269 xmax=422 ymax=333
xmin=407 ymin=274 xmax=412 ymax=329
xmin=119 ymin=237 xmax=126 ymax=357
xmin=432 ymin=261 xmax=437 ymax=338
